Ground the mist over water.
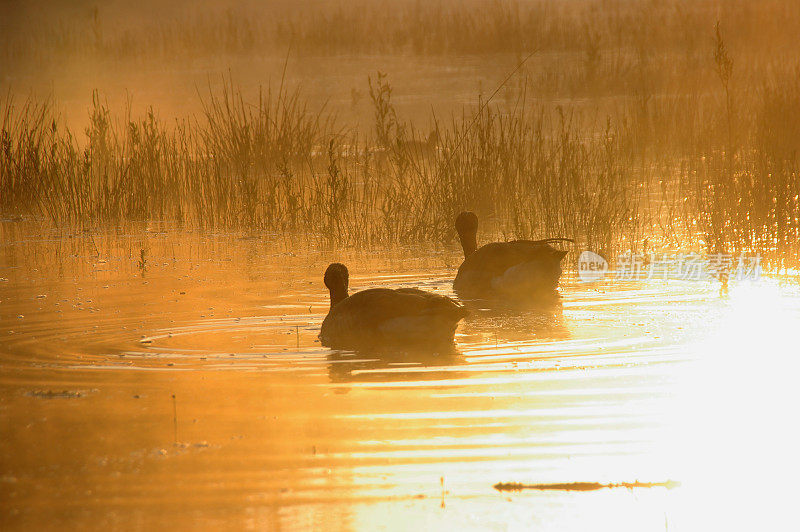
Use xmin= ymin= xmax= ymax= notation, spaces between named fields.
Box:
xmin=2 ymin=1 xmax=800 ymax=530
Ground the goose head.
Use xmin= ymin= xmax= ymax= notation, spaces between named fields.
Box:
xmin=427 ymin=128 xmax=440 ymax=148
xmin=324 ymin=263 xmax=349 ymax=310
xmin=455 ymin=211 xmax=478 ymax=258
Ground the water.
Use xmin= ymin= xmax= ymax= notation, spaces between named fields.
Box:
xmin=1 ymin=228 xmax=799 ymax=530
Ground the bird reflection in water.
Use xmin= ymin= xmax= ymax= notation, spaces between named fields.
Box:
xmin=458 ymin=295 xmax=568 ymax=344
xmin=326 ymin=346 xmax=465 ymax=384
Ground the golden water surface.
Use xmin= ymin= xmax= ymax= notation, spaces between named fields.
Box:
xmin=1 ymin=227 xmax=798 ymax=530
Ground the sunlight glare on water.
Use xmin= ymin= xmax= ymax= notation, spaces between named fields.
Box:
xmin=666 ymin=281 xmax=800 ymax=530
xmin=1 ymin=230 xmax=798 ymax=530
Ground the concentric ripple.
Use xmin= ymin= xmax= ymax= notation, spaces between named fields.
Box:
xmin=3 ymin=233 xmax=797 ymax=530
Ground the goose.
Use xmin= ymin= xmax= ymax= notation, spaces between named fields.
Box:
xmin=453 ymin=211 xmax=573 ymax=301
xmin=397 ymin=129 xmax=439 ymax=156
xmin=320 ymin=263 xmax=467 ymax=350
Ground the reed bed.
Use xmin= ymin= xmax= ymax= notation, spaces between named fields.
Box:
xmin=1 ymin=77 xmax=644 ymax=255
xmin=2 ymin=67 xmax=799 ymax=269
xmin=4 ymin=1 xmax=799 ymax=64
xmin=2 ymin=0 xmax=800 ymax=269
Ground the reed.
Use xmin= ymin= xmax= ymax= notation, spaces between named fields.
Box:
xmin=5 ymin=1 xmax=799 ymax=65
xmin=1 ymin=80 xmax=639 ymax=251
xmin=2 ymin=63 xmax=799 ymax=268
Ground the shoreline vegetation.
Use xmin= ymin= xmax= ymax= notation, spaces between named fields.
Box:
xmin=1 ymin=0 xmax=799 ymax=271
xmin=4 ymin=1 xmax=799 ymax=65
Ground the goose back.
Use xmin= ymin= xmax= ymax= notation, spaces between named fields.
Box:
xmin=454 ymin=240 xmax=568 ymax=299
xmin=320 ymin=284 xmax=467 ymax=350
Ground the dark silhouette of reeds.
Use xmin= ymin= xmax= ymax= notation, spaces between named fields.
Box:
xmin=2 ymin=12 xmax=799 ymax=269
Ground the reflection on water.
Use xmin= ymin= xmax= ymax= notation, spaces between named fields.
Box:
xmin=327 ymin=349 xmax=465 ymax=385
xmin=1 ymin=227 xmax=798 ymax=530
xmin=460 ymin=298 xmax=568 ymax=343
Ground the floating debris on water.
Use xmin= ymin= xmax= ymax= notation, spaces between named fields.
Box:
xmin=26 ymin=389 xmax=97 ymax=399
xmin=493 ymin=480 xmax=681 ymax=492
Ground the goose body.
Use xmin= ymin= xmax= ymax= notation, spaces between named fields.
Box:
xmin=453 ymin=212 xmax=571 ymax=300
xmin=320 ymin=263 xmax=467 ymax=350
xmin=397 ymin=129 xmax=439 ymax=156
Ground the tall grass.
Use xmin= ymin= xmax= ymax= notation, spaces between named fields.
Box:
xmin=4 ymin=67 xmax=798 ymax=268
xmin=2 ymin=6 xmax=800 ymax=269
xmin=1 ymin=76 xmax=643 ymax=253
xmin=676 ymin=65 xmax=800 ymax=271
xmin=5 ymin=1 xmax=799 ymax=64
